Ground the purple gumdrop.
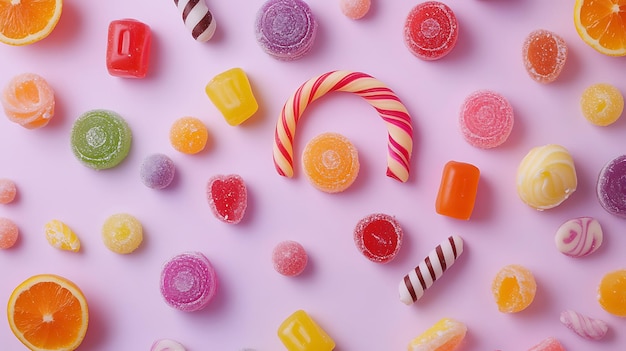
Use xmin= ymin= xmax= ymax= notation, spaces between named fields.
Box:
xmin=597 ymin=155 xmax=626 ymax=218
xmin=160 ymin=251 xmax=218 ymax=312
xmin=140 ymin=153 xmax=175 ymax=189
xmin=255 ymin=0 xmax=317 ymax=61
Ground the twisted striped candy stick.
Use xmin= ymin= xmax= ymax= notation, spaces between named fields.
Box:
xmin=560 ymin=310 xmax=608 ymax=340
xmin=173 ymin=0 xmax=216 ymax=42
xmin=273 ymin=70 xmax=413 ymax=182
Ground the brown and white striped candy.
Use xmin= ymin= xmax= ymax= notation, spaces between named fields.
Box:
xmin=173 ymin=0 xmax=217 ymax=42
xmin=399 ymin=235 xmax=464 ymax=305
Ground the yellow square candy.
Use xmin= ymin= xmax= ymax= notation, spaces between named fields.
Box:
xmin=205 ymin=67 xmax=258 ymax=126
xmin=277 ymin=310 xmax=335 ymax=351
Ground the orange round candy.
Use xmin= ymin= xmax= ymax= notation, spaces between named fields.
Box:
xmin=598 ymin=269 xmax=626 ymax=317
xmin=522 ymin=29 xmax=567 ymax=84
xmin=169 ymin=117 xmax=209 ymax=154
xmin=492 ymin=264 xmax=537 ymax=313
xmin=302 ymin=132 xmax=359 ymax=193
xmin=1 ymin=73 xmax=55 ymax=129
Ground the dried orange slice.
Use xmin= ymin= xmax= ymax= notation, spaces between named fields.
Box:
xmin=0 ymin=0 xmax=63 ymax=46
xmin=574 ymin=0 xmax=626 ymax=56
xmin=7 ymin=274 xmax=89 ymax=351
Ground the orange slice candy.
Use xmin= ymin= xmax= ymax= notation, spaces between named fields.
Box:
xmin=492 ymin=264 xmax=537 ymax=313
xmin=7 ymin=274 xmax=89 ymax=351
xmin=598 ymin=269 xmax=626 ymax=317
xmin=0 ymin=0 xmax=63 ymax=46
xmin=574 ymin=0 xmax=626 ymax=56
xmin=1 ymin=73 xmax=55 ymax=129
xmin=302 ymin=132 xmax=359 ymax=193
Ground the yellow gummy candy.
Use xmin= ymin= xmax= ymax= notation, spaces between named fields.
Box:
xmin=580 ymin=83 xmax=624 ymax=126
xmin=278 ymin=310 xmax=335 ymax=351
xmin=408 ymin=318 xmax=467 ymax=351
xmin=44 ymin=220 xmax=80 ymax=252
xmin=205 ymin=68 xmax=258 ymax=126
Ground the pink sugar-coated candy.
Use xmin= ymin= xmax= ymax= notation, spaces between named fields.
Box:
xmin=151 ymin=338 xmax=186 ymax=351
xmin=160 ymin=252 xmax=218 ymax=312
xmin=559 ymin=309 xmax=608 ymax=341
xmin=140 ymin=153 xmax=176 ymax=189
xmin=459 ymin=90 xmax=514 ymax=149
xmin=527 ymin=337 xmax=565 ymax=351
xmin=272 ymin=240 xmax=308 ymax=276
xmin=339 ymin=0 xmax=371 ymax=20
xmin=597 ymin=155 xmax=626 ymax=218
xmin=207 ymin=174 xmax=248 ymax=224
xmin=0 ymin=217 xmax=18 ymax=249
xmin=555 ymin=217 xmax=602 ymax=257
xmin=0 ymin=178 xmax=17 ymax=204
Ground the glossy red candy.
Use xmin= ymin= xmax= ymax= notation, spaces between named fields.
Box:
xmin=354 ymin=213 xmax=403 ymax=263
xmin=404 ymin=1 xmax=458 ymax=60
xmin=106 ymin=19 xmax=151 ymax=78
xmin=207 ymin=174 xmax=248 ymax=224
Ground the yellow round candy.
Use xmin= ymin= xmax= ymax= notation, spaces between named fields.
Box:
xmin=102 ymin=213 xmax=143 ymax=254
xmin=580 ymin=83 xmax=624 ymax=126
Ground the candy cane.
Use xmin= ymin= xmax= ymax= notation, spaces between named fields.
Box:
xmin=273 ymin=70 xmax=413 ymax=182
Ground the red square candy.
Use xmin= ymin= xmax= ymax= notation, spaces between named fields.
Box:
xmin=106 ymin=19 xmax=151 ymax=78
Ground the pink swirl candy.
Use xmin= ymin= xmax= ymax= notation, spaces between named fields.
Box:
xmin=559 ymin=309 xmax=608 ymax=340
xmin=554 ymin=217 xmax=602 ymax=257
xmin=151 ymin=339 xmax=186 ymax=351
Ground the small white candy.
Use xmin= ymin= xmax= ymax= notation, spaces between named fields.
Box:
xmin=151 ymin=339 xmax=186 ymax=351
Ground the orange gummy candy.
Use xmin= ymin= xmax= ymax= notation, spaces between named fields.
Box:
xmin=302 ymin=132 xmax=359 ymax=193
xmin=522 ymin=29 xmax=567 ymax=84
xmin=169 ymin=117 xmax=209 ymax=154
xmin=492 ymin=264 xmax=537 ymax=313
xmin=435 ymin=161 xmax=480 ymax=220
xmin=598 ymin=269 xmax=626 ymax=317
xmin=1 ymin=73 xmax=55 ymax=129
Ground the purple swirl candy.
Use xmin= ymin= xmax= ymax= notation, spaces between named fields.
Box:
xmin=560 ymin=310 xmax=608 ymax=340
xmin=160 ymin=252 xmax=218 ymax=312
xmin=554 ymin=217 xmax=602 ymax=257
xmin=140 ymin=153 xmax=176 ymax=189
xmin=255 ymin=0 xmax=317 ymax=61
xmin=597 ymin=155 xmax=626 ymax=218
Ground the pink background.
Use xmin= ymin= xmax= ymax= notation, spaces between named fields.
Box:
xmin=1 ymin=0 xmax=625 ymax=350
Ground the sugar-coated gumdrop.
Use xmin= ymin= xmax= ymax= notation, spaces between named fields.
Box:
xmin=492 ymin=264 xmax=536 ymax=313
xmin=255 ymin=0 xmax=318 ymax=61
xmin=302 ymin=132 xmax=360 ymax=193
xmin=527 ymin=337 xmax=565 ymax=351
xmin=339 ymin=0 xmax=371 ymax=20
xmin=0 ymin=178 xmax=17 ymax=204
xmin=0 ymin=217 xmax=18 ymax=249
xmin=408 ymin=318 xmax=467 ymax=351
xmin=71 ymin=109 xmax=132 ymax=170
xmin=277 ymin=310 xmax=335 ymax=351
xmin=101 ymin=213 xmax=143 ymax=254
xmin=559 ymin=309 xmax=608 ymax=341
xmin=160 ymin=251 xmax=218 ymax=312
xmin=44 ymin=219 xmax=80 ymax=252
xmin=353 ymin=213 xmax=403 ymax=264
xmin=404 ymin=1 xmax=458 ymax=60
xmin=1 ymin=73 xmax=55 ymax=129
xmin=140 ymin=153 xmax=176 ymax=189
xmin=580 ymin=83 xmax=624 ymax=126
xmin=151 ymin=338 xmax=186 ymax=351
xmin=459 ymin=90 xmax=514 ymax=149
xmin=522 ymin=29 xmax=567 ymax=84
xmin=435 ymin=161 xmax=480 ymax=220
xmin=272 ymin=240 xmax=308 ymax=276
xmin=169 ymin=117 xmax=209 ymax=154
xmin=205 ymin=68 xmax=258 ymax=126
xmin=598 ymin=269 xmax=626 ymax=317
xmin=554 ymin=217 xmax=602 ymax=257
xmin=207 ymin=174 xmax=248 ymax=224
xmin=596 ymin=155 xmax=626 ymax=218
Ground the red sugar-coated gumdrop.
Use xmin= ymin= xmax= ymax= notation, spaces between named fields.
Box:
xmin=272 ymin=240 xmax=308 ymax=276
xmin=207 ymin=174 xmax=248 ymax=224
xmin=354 ymin=213 xmax=403 ymax=263
xmin=522 ymin=29 xmax=567 ymax=84
xmin=404 ymin=1 xmax=458 ymax=60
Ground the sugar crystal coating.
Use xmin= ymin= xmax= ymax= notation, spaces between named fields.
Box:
xmin=169 ymin=117 xmax=208 ymax=154
xmin=596 ymin=155 xmax=626 ymax=218
xmin=1 ymin=73 xmax=55 ymax=129
xmin=339 ymin=0 xmax=370 ymax=20
xmin=302 ymin=132 xmax=360 ymax=193
xmin=140 ymin=153 xmax=176 ymax=189
xmin=580 ymin=83 xmax=624 ymax=126
xmin=160 ymin=251 xmax=218 ymax=312
xmin=207 ymin=174 xmax=248 ymax=224
xmin=44 ymin=219 xmax=80 ymax=252
xmin=459 ymin=90 xmax=514 ymax=149
xmin=554 ymin=217 xmax=602 ymax=257
xmin=408 ymin=318 xmax=467 ymax=351
xmin=0 ymin=178 xmax=17 ymax=204
xmin=272 ymin=240 xmax=308 ymax=276
xmin=403 ymin=1 xmax=458 ymax=60
xmin=522 ymin=29 xmax=567 ymax=84
xmin=101 ymin=213 xmax=143 ymax=254
xmin=353 ymin=213 xmax=403 ymax=263
xmin=492 ymin=264 xmax=536 ymax=313
xmin=0 ymin=217 xmax=18 ymax=249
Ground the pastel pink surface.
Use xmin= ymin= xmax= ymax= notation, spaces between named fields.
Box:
xmin=1 ymin=1 xmax=626 ymax=350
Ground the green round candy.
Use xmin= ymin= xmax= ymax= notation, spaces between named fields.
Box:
xmin=71 ymin=109 xmax=132 ymax=170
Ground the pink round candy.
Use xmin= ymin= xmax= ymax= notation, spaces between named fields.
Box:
xmin=0 ymin=217 xmax=18 ymax=249
xmin=339 ymin=0 xmax=371 ymax=20
xmin=0 ymin=178 xmax=17 ymax=204
xmin=272 ymin=240 xmax=308 ymax=276
xmin=459 ymin=90 xmax=514 ymax=149
xmin=160 ymin=252 xmax=218 ymax=312
xmin=140 ymin=153 xmax=175 ymax=189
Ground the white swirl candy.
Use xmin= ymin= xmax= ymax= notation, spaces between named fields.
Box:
xmin=560 ymin=310 xmax=608 ymax=340
xmin=555 ymin=217 xmax=603 ymax=257
xmin=151 ymin=339 xmax=186 ymax=351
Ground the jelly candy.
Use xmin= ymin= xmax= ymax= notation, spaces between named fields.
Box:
xmin=205 ymin=68 xmax=258 ymax=126
xmin=353 ymin=213 xmax=403 ymax=264
xmin=597 ymin=269 xmax=626 ymax=316
xmin=492 ymin=264 xmax=536 ymax=313
xmin=522 ymin=29 xmax=567 ymax=84
xmin=0 ymin=217 xmax=18 ymax=249
xmin=71 ymin=109 xmax=132 ymax=170
xmin=169 ymin=116 xmax=209 ymax=154
xmin=1 ymin=72 xmax=55 ymax=129
xmin=580 ymin=83 xmax=624 ymax=126
xmin=559 ymin=309 xmax=608 ymax=340
xmin=101 ymin=213 xmax=143 ymax=254
xmin=255 ymin=0 xmax=318 ymax=61
xmin=151 ymin=339 xmax=186 ymax=351
xmin=0 ymin=178 xmax=16 ymax=204
xmin=527 ymin=337 xmax=565 ymax=351
xmin=596 ymin=155 xmax=626 ymax=218
xmin=173 ymin=0 xmax=216 ymax=42
xmin=516 ymin=144 xmax=577 ymax=210
xmin=404 ymin=1 xmax=458 ymax=60
xmin=160 ymin=251 xmax=218 ymax=312
xmin=408 ymin=318 xmax=467 ymax=351
xmin=277 ymin=310 xmax=335 ymax=351
xmin=339 ymin=0 xmax=370 ymax=20
xmin=435 ymin=161 xmax=480 ymax=220
xmin=44 ymin=219 xmax=80 ymax=252
xmin=140 ymin=153 xmax=176 ymax=189
xmin=272 ymin=240 xmax=308 ymax=276
xmin=106 ymin=19 xmax=151 ymax=78
xmin=207 ymin=174 xmax=247 ymax=224
xmin=302 ymin=132 xmax=360 ymax=193
xmin=459 ymin=90 xmax=514 ymax=149
xmin=554 ymin=217 xmax=602 ymax=257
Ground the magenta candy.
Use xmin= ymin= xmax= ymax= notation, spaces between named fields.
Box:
xmin=272 ymin=240 xmax=308 ymax=276
xmin=160 ymin=252 xmax=218 ymax=312
xmin=597 ymin=155 xmax=626 ymax=218
xmin=459 ymin=90 xmax=514 ymax=149
xmin=255 ymin=0 xmax=318 ymax=61
xmin=140 ymin=153 xmax=176 ymax=189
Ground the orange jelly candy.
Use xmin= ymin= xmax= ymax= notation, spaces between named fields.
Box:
xmin=435 ymin=161 xmax=480 ymax=220
xmin=522 ymin=29 xmax=567 ymax=84
xmin=598 ymin=269 xmax=626 ymax=317
xmin=492 ymin=264 xmax=537 ymax=313
xmin=302 ymin=132 xmax=359 ymax=193
xmin=169 ymin=116 xmax=209 ymax=154
xmin=1 ymin=73 xmax=55 ymax=129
